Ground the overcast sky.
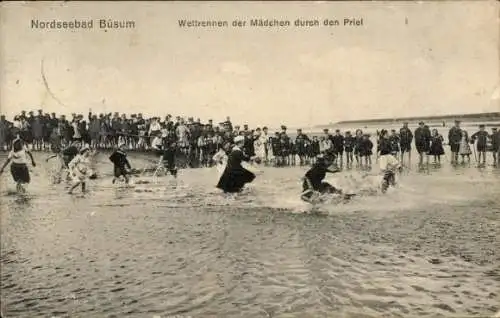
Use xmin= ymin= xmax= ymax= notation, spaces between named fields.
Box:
xmin=1 ymin=1 xmax=498 ymax=128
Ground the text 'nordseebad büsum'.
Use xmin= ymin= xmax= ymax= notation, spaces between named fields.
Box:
xmin=31 ymin=19 xmax=136 ymax=30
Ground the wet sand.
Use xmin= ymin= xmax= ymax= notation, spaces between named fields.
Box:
xmin=0 ymin=151 xmax=499 ymax=318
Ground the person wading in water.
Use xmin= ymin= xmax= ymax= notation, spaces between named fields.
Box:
xmin=471 ymin=124 xmax=489 ymax=166
xmin=414 ymin=122 xmax=431 ymax=169
xmin=216 ymin=136 xmax=258 ymax=193
xmin=109 ymin=143 xmax=132 ymax=184
xmin=158 ymin=141 xmax=178 ymax=178
xmin=46 ymin=141 xmax=81 ymax=183
xmin=399 ymin=122 xmax=413 ymax=168
xmin=377 ymin=129 xmax=402 ymax=193
xmin=67 ymin=146 xmax=92 ymax=194
xmin=448 ymin=120 xmax=462 ymax=164
xmin=300 ymin=154 xmax=350 ymax=203
xmin=0 ymin=137 xmax=36 ymax=193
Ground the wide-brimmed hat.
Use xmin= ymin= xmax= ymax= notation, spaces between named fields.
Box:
xmin=80 ymin=146 xmax=90 ymax=154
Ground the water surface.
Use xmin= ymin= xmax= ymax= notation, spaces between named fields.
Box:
xmin=1 ymin=152 xmax=499 ymax=318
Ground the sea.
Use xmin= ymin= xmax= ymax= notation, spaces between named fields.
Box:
xmin=0 ymin=130 xmax=499 ymax=318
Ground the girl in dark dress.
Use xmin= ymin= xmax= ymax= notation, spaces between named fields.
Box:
xmin=159 ymin=141 xmax=178 ymax=178
xmin=300 ymin=155 xmax=355 ymax=203
xmin=216 ymin=136 xmax=257 ymax=193
xmin=109 ymin=143 xmax=132 ymax=184
xmin=301 ymin=155 xmax=342 ymax=202
xmin=429 ymin=129 xmax=445 ymax=164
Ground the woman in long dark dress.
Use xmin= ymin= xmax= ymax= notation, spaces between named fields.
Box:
xmin=216 ymin=136 xmax=256 ymax=193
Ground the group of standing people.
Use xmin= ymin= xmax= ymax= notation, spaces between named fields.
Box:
xmin=398 ymin=120 xmax=499 ymax=168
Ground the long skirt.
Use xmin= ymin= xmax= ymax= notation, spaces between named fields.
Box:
xmin=216 ymin=166 xmax=255 ymax=193
xmin=10 ymin=163 xmax=30 ymax=184
xmin=429 ymin=143 xmax=445 ymax=156
xmin=301 ymin=181 xmax=337 ymax=201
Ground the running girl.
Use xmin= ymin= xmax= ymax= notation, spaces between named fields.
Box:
xmin=378 ymin=130 xmax=402 ymax=193
xmin=109 ymin=143 xmax=132 ymax=184
xmin=67 ymin=146 xmax=92 ymax=194
xmin=158 ymin=141 xmax=178 ymax=178
xmin=46 ymin=141 xmax=81 ymax=183
xmin=300 ymin=155 xmax=342 ymax=203
xmin=0 ymin=138 xmax=36 ymax=193
xmin=216 ymin=136 xmax=256 ymax=193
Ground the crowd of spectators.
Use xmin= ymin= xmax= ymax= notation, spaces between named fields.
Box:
xmin=1 ymin=109 xmax=498 ymax=169
xmin=0 ymin=109 xmax=290 ymax=168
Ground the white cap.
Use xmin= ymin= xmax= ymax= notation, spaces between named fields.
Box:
xmin=234 ymin=135 xmax=245 ymax=144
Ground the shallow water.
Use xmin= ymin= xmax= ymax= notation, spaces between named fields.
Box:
xmin=1 ymin=151 xmax=499 ymax=318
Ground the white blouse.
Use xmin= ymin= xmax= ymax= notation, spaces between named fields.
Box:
xmin=8 ymin=146 xmax=30 ymax=164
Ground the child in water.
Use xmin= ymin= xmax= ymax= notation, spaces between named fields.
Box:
xmin=46 ymin=141 xmax=81 ymax=183
xmin=471 ymin=124 xmax=489 ymax=166
xmin=158 ymin=141 xmax=178 ymax=178
xmin=0 ymin=137 xmax=36 ymax=193
xmin=109 ymin=143 xmax=132 ymax=184
xmin=377 ymin=130 xmax=402 ymax=193
xmin=67 ymin=146 xmax=92 ymax=194
xmin=429 ymin=129 xmax=445 ymax=165
xmin=459 ymin=130 xmax=472 ymax=164
xmin=300 ymin=155 xmax=343 ymax=203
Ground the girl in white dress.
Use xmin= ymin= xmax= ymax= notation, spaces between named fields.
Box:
xmin=253 ymin=131 xmax=267 ymax=164
xmin=458 ymin=130 xmax=472 ymax=163
xmin=67 ymin=146 xmax=92 ymax=194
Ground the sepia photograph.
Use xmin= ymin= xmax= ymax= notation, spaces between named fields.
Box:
xmin=0 ymin=1 xmax=499 ymax=317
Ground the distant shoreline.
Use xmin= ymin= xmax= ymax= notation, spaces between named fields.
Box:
xmin=315 ymin=112 xmax=500 ymax=129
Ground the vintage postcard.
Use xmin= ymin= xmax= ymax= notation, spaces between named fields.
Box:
xmin=0 ymin=1 xmax=499 ymax=317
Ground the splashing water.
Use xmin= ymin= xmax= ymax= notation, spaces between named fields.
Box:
xmin=1 ymin=152 xmax=499 ymax=318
